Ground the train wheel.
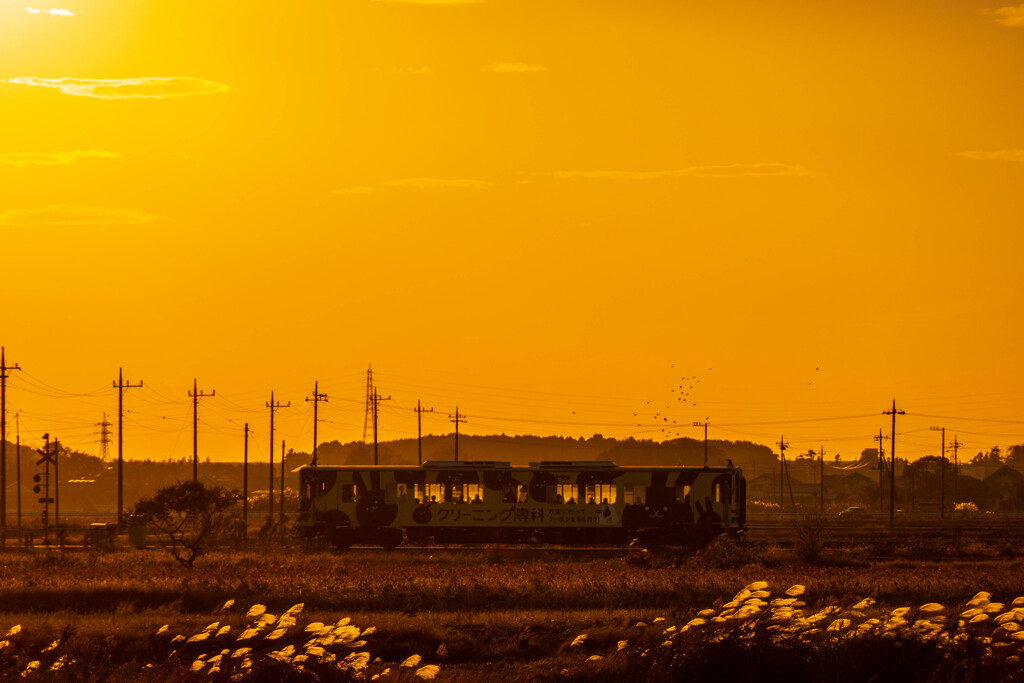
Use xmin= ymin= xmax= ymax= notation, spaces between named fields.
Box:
xmin=329 ymin=528 xmax=353 ymax=550
xmin=379 ymin=528 xmax=403 ymax=549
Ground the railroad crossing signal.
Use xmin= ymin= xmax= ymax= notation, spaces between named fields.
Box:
xmin=36 ymin=446 xmax=55 ymax=467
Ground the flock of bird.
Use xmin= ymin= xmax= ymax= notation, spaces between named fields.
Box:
xmin=626 ymin=367 xmax=712 ymax=438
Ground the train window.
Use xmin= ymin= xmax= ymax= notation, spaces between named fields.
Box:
xmin=426 ymin=483 xmax=446 ymax=503
xmin=584 ymin=484 xmax=615 ymax=504
xmin=675 ymin=485 xmax=691 ymax=504
xmin=384 ymin=484 xmax=410 ymax=504
xmin=464 ymin=483 xmax=482 ymax=504
xmin=557 ymin=483 xmax=576 ymax=504
xmin=622 ymin=484 xmax=645 ymax=505
xmin=340 ymin=484 xmax=356 ymax=503
xmin=415 ymin=483 xmax=427 ymax=504
xmin=502 ymin=483 xmax=519 ymax=503
xmin=714 ymin=484 xmax=721 ymax=503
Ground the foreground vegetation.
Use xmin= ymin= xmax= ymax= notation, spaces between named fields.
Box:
xmin=1 ymin=539 xmax=1023 ymax=680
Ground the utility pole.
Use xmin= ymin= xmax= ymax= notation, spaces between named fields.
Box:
xmin=415 ymin=400 xmax=434 ymax=466
xmin=819 ymin=445 xmax=824 ymax=512
xmin=450 ymin=407 xmax=467 ymax=462
xmin=950 ymin=436 xmax=962 ymax=506
xmin=266 ymin=392 xmax=290 ymax=520
xmin=15 ymin=412 xmax=21 ymax=529
xmin=189 ymin=379 xmax=215 ymax=482
xmin=280 ymin=440 xmax=286 ymax=519
xmin=931 ymin=426 xmax=945 ymax=518
xmin=693 ymin=420 xmax=709 ymax=467
xmin=243 ymin=423 xmax=249 ymax=529
xmin=113 ymin=368 xmax=143 ymax=526
xmin=306 ymin=381 xmax=328 ymax=466
xmin=1 ymin=347 xmax=21 ymax=529
xmin=370 ymin=388 xmax=391 ymax=465
xmin=883 ymin=400 xmax=905 ymax=527
xmin=776 ymin=436 xmax=789 ymax=509
xmin=874 ymin=430 xmax=888 ymax=514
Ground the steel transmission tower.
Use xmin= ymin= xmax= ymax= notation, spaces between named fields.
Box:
xmin=95 ymin=413 xmax=113 ymax=460
xmin=362 ymin=365 xmax=373 ymax=443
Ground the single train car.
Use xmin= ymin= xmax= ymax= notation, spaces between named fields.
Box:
xmin=295 ymin=460 xmax=745 ymax=548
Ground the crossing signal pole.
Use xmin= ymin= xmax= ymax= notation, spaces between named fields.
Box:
xmin=370 ymin=389 xmax=391 ymax=465
xmin=693 ymin=420 xmax=709 ymax=467
xmin=1 ymin=347 xmax=21 ymax=529
xmin=777 ymin=436 xmax=795 ymax=510
xmin=415 ymin=400 xmax=433 ymax=466
xmin=450 ymin=408 xmax=467 ymax=462
xmin=113 ymin=368 xmax=143 ymax=525
xmin=266 ymin=392 xmax=290 ymax=518
xmin=280 ymin=440 xmax=286 ymax=519
xmin=883 ymin=400 xmax=905 ymax=527
xmin=931 ymin=426 xmax=945 ymax=518
xmin=306 ymin=382 xmax=328 ymax=466
xmin=34 ymin=433 xmax=55 ymax=534
xmin=189 ymin=379 xmax=216 ymax=482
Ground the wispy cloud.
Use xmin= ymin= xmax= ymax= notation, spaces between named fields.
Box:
xmin=0 ymin=148 xmax=119 ymax=167
xmin=6 ymin=77 xmax=230 ymax=99
xmin=554 ymin=163 xmax=810 ymax=180
xmin=335 ymin=178 xmax=493 ymax=195
xmin=380 ymin=0 xmax=484 ymax=4
xmin=480 ymin=63 xmax=548 ymax=73
xmin=382 ymin=178 xmax=493 ymax=189
xmin=26 ymin=8 xmax=75 ymax=16
xmin=0 ymin=205 xmax=167 ymax=226
xmin=984 ymin=4 xmax=1024 ymax=26
xmin=391 ymin=67 xmax=433 ymax=75
xmin=335 ymin=186 xmax=383 ymax=196
xmin=959 ymin=149 xmax=1024 ymax=162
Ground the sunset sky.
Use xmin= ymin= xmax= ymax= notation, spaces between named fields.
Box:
xmin=2 ymin=0 xmax=1023 ymax=465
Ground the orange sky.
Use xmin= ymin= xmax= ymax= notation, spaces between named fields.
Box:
xmin=2 ymin=0 xmax=1023 ymax=464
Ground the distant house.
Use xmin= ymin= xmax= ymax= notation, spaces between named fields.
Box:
xmin=746 ymin=469 xmax=876 ymax=510
xmin=979 ymin=466 xmax=1024 ymax=512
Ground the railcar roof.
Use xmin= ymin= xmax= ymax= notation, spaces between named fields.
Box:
xmin=297 ymin=461 xmax=739 ymax=473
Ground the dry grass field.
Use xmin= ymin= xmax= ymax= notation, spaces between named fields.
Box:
xmin=2 ymin=534 xmax=1024 ymax=681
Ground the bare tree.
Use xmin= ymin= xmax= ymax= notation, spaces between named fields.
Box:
xmin=133 ymin=481 xmax=239 ymax=568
